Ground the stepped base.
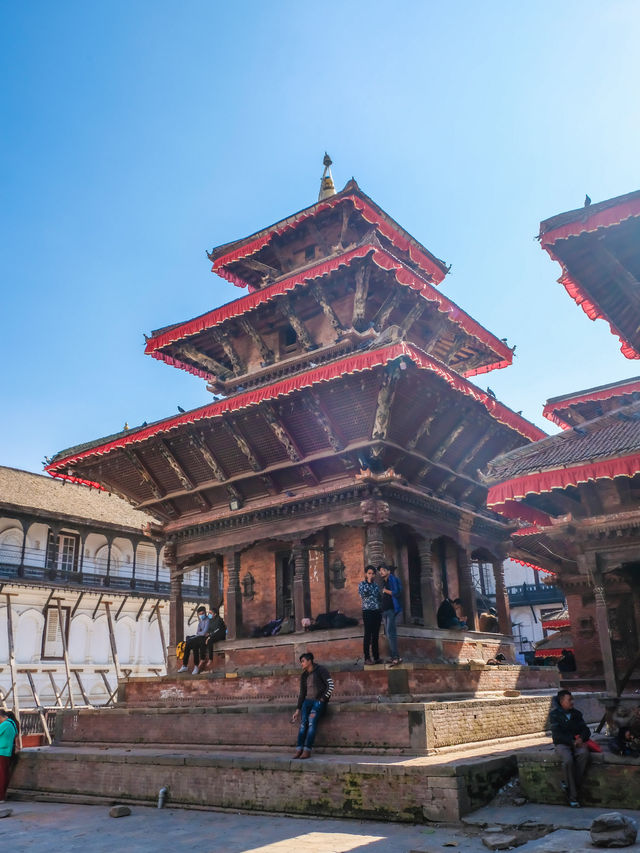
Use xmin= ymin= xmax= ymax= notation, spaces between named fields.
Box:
xmin=10 ymin=744 xmax=519 ymax=822
xmin=518 ymin=745 xmax=640 ymax=810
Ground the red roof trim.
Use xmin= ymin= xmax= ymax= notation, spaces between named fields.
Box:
xmin=146 ymin=245 xmax=512 ymax=377
xmin=211 ymin=194 xmax=447 ymax=288
xmin=47 ymin=342 xmax=544 ymax=474
xmin=487 ymin=451 xmax=640 ymax=517
xmin=543 ymin=379 xmax=640 ymax=429
xmin=534 ymin=647 xmax=572 ymax=659
xmin=511 ymin=557 xmax=556 ymax=576
xmin=540 ymin=197 xmax=640 ymax=248
xmin=541 ymin=617 xmax=570 ymax=629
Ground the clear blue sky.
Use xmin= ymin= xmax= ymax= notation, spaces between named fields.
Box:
xmin=2 ymin=1 xmax=640 ymax=474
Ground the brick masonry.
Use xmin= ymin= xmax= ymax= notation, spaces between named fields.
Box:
xmin=518 ymin=748 xmax=640 ymax=810
xmin=10 ymin=747 xmax=517 ymax=822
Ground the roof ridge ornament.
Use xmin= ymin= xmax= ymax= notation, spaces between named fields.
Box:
xmin=318 ymin=152 xmax=336 ymax=201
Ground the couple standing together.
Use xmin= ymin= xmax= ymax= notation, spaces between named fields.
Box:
xmin=358 ymin=564 xmax=402 ymax=665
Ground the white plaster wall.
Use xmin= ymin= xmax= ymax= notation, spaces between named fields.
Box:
xmin=15 ymin=608 xmax=44 ymax=663
xmin=69 ymin=614 xmax=92 ymax=663
xmin=25 ymin=522 xmax=49 ymax=567
xmin=0 ymin=525 xmax=23 ymax=564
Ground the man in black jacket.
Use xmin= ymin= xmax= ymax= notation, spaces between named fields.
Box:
xmin=549 ymin=689 xmax=591 ymax=807
xmin=291 ymin=652 xmax=334 ymax=759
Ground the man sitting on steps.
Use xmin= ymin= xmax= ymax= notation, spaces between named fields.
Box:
xmin=178 ymin=605 xmax=212 ymax=675
xmin=549 ymin=689 xmax=591 ymax=808
xmin=291 ymin=652 xmax=334 ymax=760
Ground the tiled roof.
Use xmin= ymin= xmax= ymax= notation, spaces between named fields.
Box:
xmin=485 ymin=401 xmax=640 ymax=483
xmin=0 ymin=466 xmax=156 ymax=531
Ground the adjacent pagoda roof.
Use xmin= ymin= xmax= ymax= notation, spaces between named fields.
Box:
xmin=539 ymin=189 xmax=640 ymax=359
xmin=541 ymin=607 xmax=570 ymax=631
xmin=485 ymin=400 xmax=640 ymax=523
xmin=534 ymin=630 xmax=573 ymax=659
xmin=543 ymin=376 xmax=640 ymax=429
xmin=47 ymin=342 xmax=544 ymax=524
xmin=207 ymin=180 xmax=450 ymax=290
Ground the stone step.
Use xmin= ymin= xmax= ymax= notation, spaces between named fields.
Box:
xmin=119 ymin=662 xmax=560 ymax=707
xmin=54 ymin=693 xmax=594 ymax=755
xmin=518 ymin=744 xmax=640 ymax=810
xmin=10 ymin=743 xmax=519 ymax=822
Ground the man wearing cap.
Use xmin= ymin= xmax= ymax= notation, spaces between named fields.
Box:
xmin=178 ymin=605 xmax=212 ymax=675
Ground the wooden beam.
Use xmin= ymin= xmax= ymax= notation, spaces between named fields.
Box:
xmin=242 ymin=257 xmax=279 ymax=279
xmin=456 ymin=428 xmax=495 ymax=474
xmin=174 ymin=343 xmax=231 ymax=379
xmin=188 ymin=430 xmax=227 ymax=481
xmin=399 ymin=298 xmax=426 ymax=335
xmin=212 ymin=328 xmax=245 ymax=375
xmin=443 ymin=334 xmax=468 ymax=365
xmin=309 ymin=282 xmax=344 ymax=335
xmin=278 ymin=295 xmax=316 ymax=351
xmin=372 ymin=370 xmax=400 ymax=442
xmin=220 ymin=418 xmax=263 ymax=471
xmin=262 ymin=405 xmax=302 ymax=462
xmin=424 ymin=313 xmax=451 ymax=354
xmin=352 ymin=265 xmax=371 ymax=331
xmin=124 ymin=448 xmax=165 ymax=500
xmin=407 ymin=406 xmax=439 ymax=451
xmin=302 ymin=394 xmax=344 ymax=452
xmin=337 ymin=202 xmax=351 ymax=250
xmin=238 ymin=317 xmax=275 ymax=365
xmin=594 ymin=239 xmax=640 ymax=306
xmin=431 ymin=419 xmax=467 ymax=463
xmin=373 ymin=290 xmax=402 ymax=331
xmin=56 ymin=597 xmax=75 ymax=709
xmin=157 ymin=439 xmax=195 ymax=491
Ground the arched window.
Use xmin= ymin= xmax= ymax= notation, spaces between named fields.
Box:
xmin=0 ymin=527 xmax=23 ymax=565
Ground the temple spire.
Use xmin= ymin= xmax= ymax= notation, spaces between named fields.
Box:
xmin=318 ymin=152 xmax=336 ymax=201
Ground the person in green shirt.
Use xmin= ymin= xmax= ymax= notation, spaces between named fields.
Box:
xmin=0 ymin=709 xmax=19 ymax=802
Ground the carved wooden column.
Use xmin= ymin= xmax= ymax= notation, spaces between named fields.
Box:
xmin=457 ymin=546 xmax=478 ymax=631
xmin=166 ymin=542 xmax=182 ymax=649
xmin=225 ymin=551 xmax=243 ymax=640
xmin=361 ymin=494 xmax=389 ymax=567
xmin=593 ymin=569 xmax=618 ymax=696
xmin=292 ymin=542 xmax=310 ymax=632
xmin=492 ymin=559 xmax=512 ymax=636
xmin=417 ymin=537 xmax=437 ymax=628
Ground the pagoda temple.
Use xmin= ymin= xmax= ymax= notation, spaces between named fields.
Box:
xmin=485 ymin=189 xmax=640 ymax=695
xmin=47 ymin=160 xmax=546 ymax=669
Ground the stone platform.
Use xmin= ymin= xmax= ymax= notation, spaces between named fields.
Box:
xmin=11 ymin=741 xmax=523 ymax=822
xmin=518 ymin=742 xmax=640 ymax=810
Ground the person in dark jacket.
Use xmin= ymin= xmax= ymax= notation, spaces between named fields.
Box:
xmin=291 ymin=652 xmax=334 ymax=759
xmin=549 ymin=689 xmax=591 ymax=807
xmin=205 ymin=608 xmax=227 ymax=665
xmin=437 ymin=597 xmax=467 ymax=630
xmin=177 ymin=606 xmax=212 ymax=674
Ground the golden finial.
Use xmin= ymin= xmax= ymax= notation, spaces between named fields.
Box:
xmin=123 ymin=422 xmax=129 ymax=431
xmin=318 ymin=152 xmax=336 ymax=201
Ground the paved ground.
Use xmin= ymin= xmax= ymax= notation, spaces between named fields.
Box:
xmin=1 ymin=799 xmax=639 ymax=852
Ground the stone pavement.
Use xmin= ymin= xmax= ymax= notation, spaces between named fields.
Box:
xmin=1 ymin=799 xmax=639 ymax=852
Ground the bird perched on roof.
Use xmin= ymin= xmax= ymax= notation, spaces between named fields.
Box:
xmin=584 ymin=194 xmax=591 ymax=207
xmin=177 ymin=405 xmax=186 ymax=413
xmin=487 ymin=387 xmax=496 ymax=398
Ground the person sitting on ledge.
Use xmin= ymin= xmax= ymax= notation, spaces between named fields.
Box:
xmin=478 ymin=607 xmax=499 ymax=633
xmin=437 ymin=597 xmax=468 ymax=630
xmin=291 ymin=652 xmax=334 ymax=760
xmin=549 ymin=689 xmax=591 ymax=808
xmin=178 ymin=605 xmax=211 ymax=675
xmin=202 ymin=607 xmax=227 ymax=670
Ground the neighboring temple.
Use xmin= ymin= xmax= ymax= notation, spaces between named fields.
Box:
xmin=46 ymin=160 xmax=547 ymax=669
xmin=486 ymin=189 xmax=640 ymax=695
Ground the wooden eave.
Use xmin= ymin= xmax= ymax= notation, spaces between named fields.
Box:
xmin=146 ymin=246 xmax=511 ymax=387
xmin=206 ymin=181 xmax=449 ymax=289
xmin=540 ymin=193 xmax=640 ymax=358
xmin=47 ymin=344 xmax=541 ymax=527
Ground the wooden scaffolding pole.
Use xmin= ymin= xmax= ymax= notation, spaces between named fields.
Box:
xmin=23 ymin=670 xmax=53 ymax=744
xmin=5 ymin=593 xmax=19 ymax=722
xmin=104 ymin=601 xmax=122 ymax=681
xmin=55 ymin=597 xmax=75 ymax=709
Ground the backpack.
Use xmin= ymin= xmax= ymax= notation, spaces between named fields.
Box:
xmin=176 ymin=640 xmax=186 ymax=661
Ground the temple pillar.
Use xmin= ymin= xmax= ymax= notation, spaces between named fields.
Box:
xmin=166 ymin=540 xmax=182 ymax=648
xmin=416 ymin=537 xmax=437 ymax=628
xmin=457 ymin=546 xmax=478 ymax=631
xmin=492 ymin=559 xmax=512 ymax=636
xmin=225 ymin=551 xmax=243 ymax=640
xmin=361 ymin=493 xmax=389 ymax=566
xmin=292 ymin=542 xmax=310 ymax=632
xmin=593 ymin=569 xmax=618 ymax=696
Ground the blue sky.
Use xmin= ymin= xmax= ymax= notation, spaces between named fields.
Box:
xmin=2 ymin=1 xmax=640 ymax=474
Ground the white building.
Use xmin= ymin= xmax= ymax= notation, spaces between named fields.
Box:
xmin=0 ymin=466 xmax=209 ymax=729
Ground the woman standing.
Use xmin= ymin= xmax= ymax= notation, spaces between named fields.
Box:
xmin=0 ymin=709 xmax=19 ymax=803
xmin=358 ymin=565 xmax=383 ymax=664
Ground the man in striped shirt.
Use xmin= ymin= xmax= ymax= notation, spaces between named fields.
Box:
xmin=291 ymin=652 xmax=334 ymax=759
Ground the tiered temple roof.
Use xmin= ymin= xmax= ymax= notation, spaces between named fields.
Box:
xmin=543 ymin=375 xmax=640 ymax=429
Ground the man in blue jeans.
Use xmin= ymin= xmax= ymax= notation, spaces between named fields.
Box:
xmin=379 ymin=564 xmax=403 ymax=666
xmin=291 ymin=652 xmax=334 ymax=759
